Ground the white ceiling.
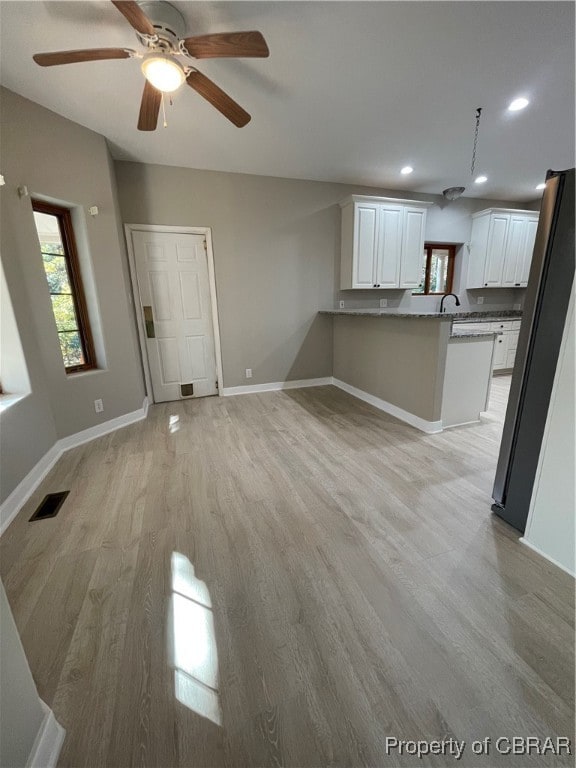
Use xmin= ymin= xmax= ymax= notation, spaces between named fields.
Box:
xmin=1 ymin=1 xmax=574 ymax=201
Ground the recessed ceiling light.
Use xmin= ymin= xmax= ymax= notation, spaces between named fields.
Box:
xmin=535 ymin=182 xmax=546 ymax=190
xmin=475 ymin=175 xmax=488 ymax=184
xmin=508 ymin=97 xmax=529 ymax=112
xmin=400 ymin=166 xmax=414 ymax=175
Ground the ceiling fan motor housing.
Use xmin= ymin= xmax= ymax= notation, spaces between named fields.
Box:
xmin=136 ymin=1 xmax=186 ymax=51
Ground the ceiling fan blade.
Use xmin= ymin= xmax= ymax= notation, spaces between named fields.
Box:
xmin=182 ymin=31 xmax=269 ymax=59
xmin=186 ymin=71 xmax=251 ymax=127
xmin=111 ymin=1 xmax=156 ymax=37
xmin=33 ymin=48 xmax=134 ymax=66
xmin=138 ymin=80 xmax=161 ymax=131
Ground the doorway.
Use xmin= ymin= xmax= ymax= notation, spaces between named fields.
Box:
xmin=126 ymin=225 xmax=223 ymax=404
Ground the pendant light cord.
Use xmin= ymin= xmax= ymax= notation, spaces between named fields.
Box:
xmin=470 ymin=107 xmax=482 ymax=177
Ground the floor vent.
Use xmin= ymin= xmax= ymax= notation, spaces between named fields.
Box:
xmin=29 ymin=491 xmax=69 ymax=522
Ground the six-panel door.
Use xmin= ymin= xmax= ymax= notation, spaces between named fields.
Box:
xmin=132 ymin=230 xmax=218 ymax=403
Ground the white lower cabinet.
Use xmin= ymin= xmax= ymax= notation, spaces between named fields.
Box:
xmin=493 ymin=334 xmax=508 ymax=368
xmin=453 ymin=319 xmax=521 ymax=371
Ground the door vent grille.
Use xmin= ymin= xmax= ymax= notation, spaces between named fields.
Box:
xmin=29 ymin=491 xmax=69 ymax=522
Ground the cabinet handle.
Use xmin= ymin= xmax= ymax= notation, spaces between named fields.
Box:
xmin=515 ymin=283 xmax=520 ymax=286
xmin=498 ymin=340 xmax=503 ymax=343
xmin=484 ymin=283 xmax=488 ymax=286
xmin=376 ymin=284 xmax=381 ymax=288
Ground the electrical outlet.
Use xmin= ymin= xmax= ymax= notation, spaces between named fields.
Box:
xmin=514 ymin=303 xmax=521 ymax=310
xmin=94 ymin=398 xmax=104 ymax=413
xmin=477 ymin=296 xmax=484 ymax=305
xmin=379 ymin=298 xmax=388 ymax=308
xmin=245 ymin=368 xmax=252 ymax=379
xmin=339 ymin=300 xmax=345 ymax=309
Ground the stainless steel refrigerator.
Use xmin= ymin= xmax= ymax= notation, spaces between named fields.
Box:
xmin=492 ymin=168 xmax=575 ymax=532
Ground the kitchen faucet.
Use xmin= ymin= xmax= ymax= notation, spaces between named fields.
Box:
xmin=440 ymin=293 xmax=461 ymax=313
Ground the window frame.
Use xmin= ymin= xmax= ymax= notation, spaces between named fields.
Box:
xmin=413 ymin=242 xmax=456 ymax=296
xmin=32 ymin=199 xmax=96 ymax=374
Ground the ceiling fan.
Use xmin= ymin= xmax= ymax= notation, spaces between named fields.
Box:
xmin=32 ymin=0 xmax=269 ymax=130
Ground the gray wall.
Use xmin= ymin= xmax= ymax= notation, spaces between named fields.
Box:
xmin=333 ymin=316 xmax=450 ymax=422
xmin=0 ymin=88 xmax=145 ymax=505
xmin=115 ymin=161 xmax=535 ymax=390
xmin=115 ymin=162 xmax=345 ymax=388
xmin=0 ymin=581 xmax=45 ymax=768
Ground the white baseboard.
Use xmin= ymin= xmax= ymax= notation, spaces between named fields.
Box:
xmin=58 ymin=396 xmax=149 ymax=452
xmin=519 ymin=537 xmax=575 ymax=578
xmin=26 ymin=701 xmax=65 ymax=768
xmin=0 ymin=445 xmax=62 ymax=536
xmin=442 ymin=418 xmax=481 ymax=430
xmin=332 ymin=378 xmax=443 ymax=434
xmin=222 ymin=377 xmax=332 ymax=397
xmin=0 ymin=397 xmax=148 ymax=536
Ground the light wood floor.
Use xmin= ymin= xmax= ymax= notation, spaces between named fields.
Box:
xmin=1 ymin=377 xmax=574 ymax=767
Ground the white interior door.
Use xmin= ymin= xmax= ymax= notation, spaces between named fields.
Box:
xmin=132 ymin=230 xmax=218 ymax=403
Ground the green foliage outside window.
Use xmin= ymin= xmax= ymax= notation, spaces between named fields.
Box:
xmin=42 ymin=249 xmax=84 ymax=367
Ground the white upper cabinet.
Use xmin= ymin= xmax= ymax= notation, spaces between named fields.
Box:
xmin=377 ymin=205 xmax=403 ymax=287
xmin=400 ymin=207 xmax=428 ymax=288
xmin=467 ymin=208 xmax=539 ymax=289
xmin=340 ymin=195 xmax=433 ymax=290
xmin=354 ymin=203 xmax=379 ymax=288
xmin=518 ymin=217 xmax=539 ymax=285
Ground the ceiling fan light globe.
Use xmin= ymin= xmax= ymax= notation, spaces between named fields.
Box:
xmin=141 ymin=55 xmax=185 ymax=93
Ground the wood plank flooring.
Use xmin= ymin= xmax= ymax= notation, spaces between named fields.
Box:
xmin=1 ymin=377 xmax=574 ymax=767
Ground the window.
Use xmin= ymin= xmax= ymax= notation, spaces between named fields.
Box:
xmin=32 ymin=200 xmax=96 ymax=373
xmin=413 ymin=243 xmax=456 ymax=295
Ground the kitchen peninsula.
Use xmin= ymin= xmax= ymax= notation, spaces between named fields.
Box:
xmin=320 ymin=309 xmax=522 ymax=433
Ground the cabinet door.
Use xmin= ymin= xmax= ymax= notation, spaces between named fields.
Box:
xmin=483 ymin=214 xmax=509 ymax=286
xmin=399 ymin=207 xmax=427 ymax=288
xmin=517 ymin=217 xmax=538 ymax=286
xmin=376 ymin=206 xmax=402 ymax=287
xmin=353 ymin=204 xmax=379 ymax=288
xmin=493 ymin=334 xmax=508 ymax=369
xmin=507 ymin=330 xmax=519 ymax=351
xmin=502 ymin=216 xmax=526 ymax=287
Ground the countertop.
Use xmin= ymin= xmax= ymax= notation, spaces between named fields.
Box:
xmin=320 ymin=309 xmax=523 ymax=320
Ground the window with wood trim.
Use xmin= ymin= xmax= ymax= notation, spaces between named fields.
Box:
xmin=413 ymin=243 xmax=456 ymax=295
xmin=32 ymin=200 xmax=96 ymax=373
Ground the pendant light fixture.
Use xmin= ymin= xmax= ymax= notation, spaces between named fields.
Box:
xmin=443 ymin=107 xmax=484 ymax=201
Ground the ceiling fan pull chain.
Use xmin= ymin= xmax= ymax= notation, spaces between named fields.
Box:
xmin=470 ymin=107 xmax=482 ymax=177
xmin=162 ymin=92 xmax=168 ymax=128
